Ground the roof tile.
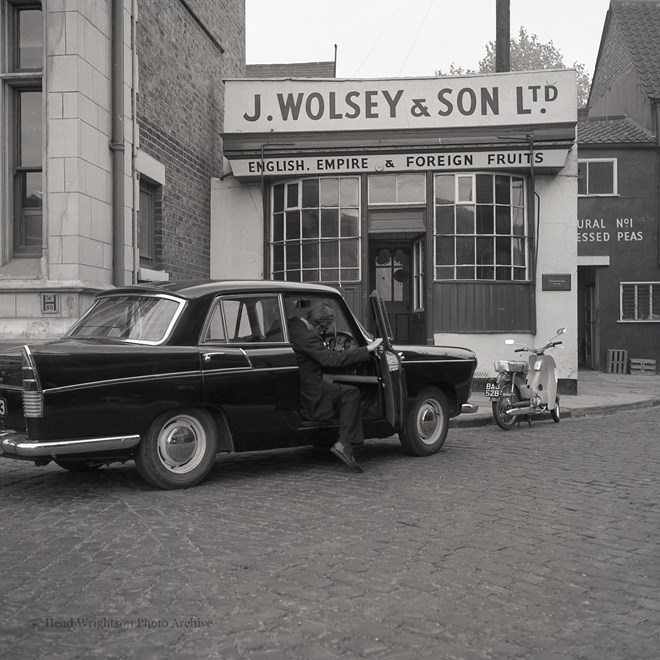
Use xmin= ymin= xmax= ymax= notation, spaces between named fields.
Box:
xmin=578 ymin=114 xmax=656 ymax=143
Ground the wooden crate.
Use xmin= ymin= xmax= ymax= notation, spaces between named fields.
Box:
xmin=630 ymin=358 xmax=657 ymax=375
xmin=606 ymin=349 xmax=628 ymax=374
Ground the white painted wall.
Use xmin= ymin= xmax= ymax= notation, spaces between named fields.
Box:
xmin=210 ymin=177 xmax=264 ymax=279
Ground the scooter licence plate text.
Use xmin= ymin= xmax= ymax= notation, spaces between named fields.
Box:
xmin=485 ymin=382 xmax=500 ymax=397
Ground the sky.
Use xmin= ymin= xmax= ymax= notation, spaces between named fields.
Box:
xmin=246 ymin=0 xmax=613 ymax=80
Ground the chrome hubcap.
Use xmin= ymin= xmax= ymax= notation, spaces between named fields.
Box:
xmin=157 ymin=415 xmax=206 ymax=473
xmin=416 ymin=399 xmax=443 ymax=445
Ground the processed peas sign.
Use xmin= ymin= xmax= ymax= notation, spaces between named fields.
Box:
xmin=224 ymin=70 xmax=577 ymax=134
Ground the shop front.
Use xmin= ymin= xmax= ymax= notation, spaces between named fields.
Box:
xmin=214 ymin=70 xmax=579 ymax=388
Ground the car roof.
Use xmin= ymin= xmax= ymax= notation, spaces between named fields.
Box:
xmin=99 ymin=280 xmax=344 ymax=301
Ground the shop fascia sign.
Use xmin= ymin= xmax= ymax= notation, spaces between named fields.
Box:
xmin=224 ymin=69 xmax=577 ymax=134
xmin=228 ymin=148 xmax=571 ymax=179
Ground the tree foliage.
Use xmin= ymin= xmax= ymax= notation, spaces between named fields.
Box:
xmin=437 ymin=27 xmax=590 ymax=108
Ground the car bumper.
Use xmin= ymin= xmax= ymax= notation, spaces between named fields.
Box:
xmin=0 ymin=430 xmax=140 ymax=459
xmin=461 ymin=403 xmax=479 ymax=414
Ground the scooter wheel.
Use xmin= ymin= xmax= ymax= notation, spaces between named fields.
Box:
xmin=492 ymin=384 xmax=520 ymax=430
xmin=551 ymin=397 xmax=560 ymax=423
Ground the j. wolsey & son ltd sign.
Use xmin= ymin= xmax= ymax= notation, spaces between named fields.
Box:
xmin=224 ymin=70 xmax=577 ymax=134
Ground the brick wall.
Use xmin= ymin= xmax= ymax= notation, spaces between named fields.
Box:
xmin=136 ymin=0 xmax=245 ymax=279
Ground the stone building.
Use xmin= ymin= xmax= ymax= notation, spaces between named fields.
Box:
xmin=0 ymin=0 xmax=245 ymax=340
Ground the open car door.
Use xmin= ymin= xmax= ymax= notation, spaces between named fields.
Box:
xmin=369 ymin=291 xmax=406 ymax=431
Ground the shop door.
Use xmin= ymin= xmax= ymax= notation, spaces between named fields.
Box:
xmin=371 ymin=244 xmax=413 ymax=343
xmin=584 ymin=284 xmax=596 ymax=369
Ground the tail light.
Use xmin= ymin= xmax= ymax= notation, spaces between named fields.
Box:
xmin=22 ymin=347 xmax=43 ymax=418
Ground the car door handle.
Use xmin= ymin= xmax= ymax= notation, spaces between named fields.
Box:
xmin=202 ymin=352 xmax=226 ymax=362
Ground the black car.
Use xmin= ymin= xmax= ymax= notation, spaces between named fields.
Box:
xmin=0 ymin=281 xmax=478 ymax=489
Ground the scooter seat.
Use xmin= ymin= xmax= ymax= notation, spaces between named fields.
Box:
xmin=494 ymin=359 xmax=529 ymax=373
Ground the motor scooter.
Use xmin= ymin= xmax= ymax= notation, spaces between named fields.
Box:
xmin=487 ymin=328 xmax=566 ymax=430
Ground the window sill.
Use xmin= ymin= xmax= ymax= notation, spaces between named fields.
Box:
xmin=139 ymin=267 xmax=170 ymax=283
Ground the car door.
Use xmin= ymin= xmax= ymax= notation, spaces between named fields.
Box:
xmin=369 ymin=290 xmax=406 ymax=431
xmin=199 ymin=294 xmax=299 ymax=450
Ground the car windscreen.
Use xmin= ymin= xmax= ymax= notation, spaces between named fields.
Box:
xmin=66 ymin=294 xmax=184 ymax=344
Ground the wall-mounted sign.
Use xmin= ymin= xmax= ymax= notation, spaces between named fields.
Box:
xmin=542 ymin=274 xmax=572 ymax=291
xmin=41 ymin=293 xmax=59 ymax=314
xmin=228 ymin=148 xmax=570 ymax=180
xmin=224 ymin=70 xmax=577 ymax=134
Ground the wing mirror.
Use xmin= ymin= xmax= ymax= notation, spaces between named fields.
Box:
xmin=557 ymin=327 xmax=567 ymax=335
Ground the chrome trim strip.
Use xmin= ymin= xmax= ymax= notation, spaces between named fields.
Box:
xmin=0 ymin=384 xmax=23 ymax=392
xmin=1 ymin=432 xmax=141 ymax=457
xmin=42 ymin=365 xmax=299 ymax=395
xmin=461 ymin=403 xmax=479 ymax=414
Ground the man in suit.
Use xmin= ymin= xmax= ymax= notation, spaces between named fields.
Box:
xmin=288 ymin=301 xmax=382 ymax=472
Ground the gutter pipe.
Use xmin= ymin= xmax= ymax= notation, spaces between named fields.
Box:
xmin=110 ymin=0 xmax=125 ymax=286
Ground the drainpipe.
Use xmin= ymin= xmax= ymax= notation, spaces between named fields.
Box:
xmin=655 ymin=100 xmax=660 ymax=267
xmin=110 ymin=0 xmax=125 ymax=286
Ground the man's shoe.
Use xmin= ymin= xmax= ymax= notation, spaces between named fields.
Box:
xmin=330 ymin=441 xmax=364 ymax=473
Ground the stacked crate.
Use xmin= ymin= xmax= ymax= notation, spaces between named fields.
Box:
xmin=606 ymin=349 xmax=628 ymax=374
xmin=630 ymin=358 xmax=657 ymax=375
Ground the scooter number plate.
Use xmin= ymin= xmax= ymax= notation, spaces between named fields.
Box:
xmin=485 ymin=382 xmax=500 ymax=398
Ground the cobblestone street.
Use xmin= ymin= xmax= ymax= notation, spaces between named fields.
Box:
xmin=1 ymin=407 xmax=659 ymax=660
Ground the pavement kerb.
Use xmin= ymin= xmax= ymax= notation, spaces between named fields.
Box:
xmin=450 ymin=396 xmax=660 ymax=428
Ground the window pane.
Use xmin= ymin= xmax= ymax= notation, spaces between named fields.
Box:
xmin=456 ymin=205 xmax=475 ymax=234
xmin=589 ymin=161 xmax=614 ymax=194
xmin=302 ymin=242 xmax=319 ymax=268
xmin=20 ymin=91 xmax=42 ymax=167
xmin=340 ymin=178 xmax=359 ymax=207
xmin=398 ymin=174 xmax=425 ymax=203
xmin=456 ymin=266 xmax=475 ymax=279
xmin=435 ymin=205 xmax=454 ymax=234
xmin=321 ymin=208 xmax=339 ymax=237
xmin=476 ymin=237 xmax=494 ymax=264
xmin=286 ymin=244 xmax=300 ymax=270
xmin=273 ymin=212 xmax=284 ymax=242
xmin=512 ymin=207 xmax=525 ymax=236
xmin=273 ymin=184 xmax=285 ymax=213
xmin=496 ymin=266 xmax=512 ymax=281
xmin=436 ymin=266 xmax=453 ymax=279
xmin=476 ymin=206 xmax=494 ymax=234
xmin=321 ymin=269 xmax=339 ymax=282
xmin=302 ymin=209 xmax=319 ymax=238
xmin=321 ymin=240 xmax=339 ymax=267
xmin=302 ymin=179 xmax=319 ymax=208
xmin=476 ymin=174 xmax=493 ymax=203
xmin=340 ymin=208 xmax=359 ymax=237
xmin=496 ymin=206 xmax=511 ymax=234
xmin=19 ymin=172 xmax=43 ymax=249
xmin=435 ymin=175 xmax=454 ymax=204
xmin=496 ymin=237 xmax=511 ymax=265
xmin=286 ymin=183 xmax=298 ymax=207
xmin=511 ymin=178 xmax=524 ymax=206
xmin=19 ymin=10 xmax=43 ymax=69
xmin=476 ymin=266 xmax=494 ymax=279
xmin=369 ymin=175 xmax=396 ymax=203
xmin=272 ymin=245 xmax=284 ymax=272
xmin=436 ymin=237 xmax=454 ymax=264
xmin=320 ymin=178 xmax=339 ymax=206
xmin=512 ymin=238 xmax=525 ymax=266
xmin=456 ymin=237 xmax=475 ymax=264
xmin=457 ymin=176 xmax=473 ymax=202
xmin=342 ymin=238 xmax=359 ymax=267
xmin=302 ymin=269 xmax=320 ymax=282
xmin=495 ymin=175 xmax=510 ymax=204
xmin=286 ymin=210 xmax=300 ymax=240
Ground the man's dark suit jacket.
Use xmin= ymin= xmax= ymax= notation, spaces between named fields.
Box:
xmin=288 ymin=316 xmax=371 ymax=421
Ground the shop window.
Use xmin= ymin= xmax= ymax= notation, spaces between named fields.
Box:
xmin=271 ymin=177 xmax=361 ymax=283
xmin=434 ymin=173 xmax=528 ymax=281
xmin=368 ymin=173 xmax=426 ymax=205
xmin=620 ymin=282 xmax=660 ymax=322
xmin=413 ymin=239 xmax=424 ymax=311
xmin=1 ymin=1 xmax=44 ymax=257
xmin=578 ymin=159 xmax=617 ymax=196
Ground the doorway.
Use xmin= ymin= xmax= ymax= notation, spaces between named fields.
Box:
xmin=369 ymin=240 xmax=426 ymax=344
xmin=578 ymin=265 xmax=601 ymax=370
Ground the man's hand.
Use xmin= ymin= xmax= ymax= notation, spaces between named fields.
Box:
xmin=367 ymin=338 xmax=383 ymax=353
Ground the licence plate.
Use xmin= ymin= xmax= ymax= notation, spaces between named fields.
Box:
xmin=0 ymin=397 xmax=6 ymax=417
xmin=484 ymin=382 xmax=500 ymax=398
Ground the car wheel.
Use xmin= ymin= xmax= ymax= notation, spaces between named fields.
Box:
xmin=551 ymin=397 xmax=560 ymax=423
xmin=399 ymin=387 xmax=449 ymax=456
xmin=492 ymin=383 xmax=520 ymax=430
xmin=54 ymin=460 xmax=102 ymax=472
xmin=135 ymin=409 xmax=218 ymax=490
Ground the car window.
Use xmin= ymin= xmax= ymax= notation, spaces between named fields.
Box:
xmin=66 ymin=295 xmax=183 ymax=344
xmin=202 ymin=295 xmax=284 ymax=344
xmin=284 ymin=295 xmax=354 ymax=336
